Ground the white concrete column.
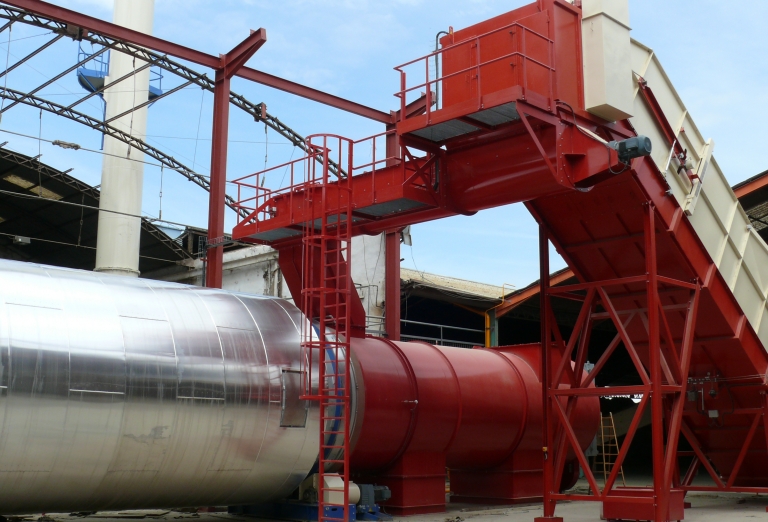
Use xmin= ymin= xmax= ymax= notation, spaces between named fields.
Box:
xmin=94 ymin=0 xmax=155 ymax=277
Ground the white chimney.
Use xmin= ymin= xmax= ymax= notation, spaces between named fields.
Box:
xmin=94 ymin=0 xmax=155 ymax=277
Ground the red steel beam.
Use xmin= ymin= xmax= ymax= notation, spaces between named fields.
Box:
xmin=644 ymin=203 xmax=667 ymax=522
xmin=680 ymin=421 xmax=726 ymax=488
xmin=681 ymin=457 xmax=700 ymax=487
xmin=549 ymin=385 xmax=651 ymax=397
xmin=205 ymin=72 xmax=232 ymax=289
xmin=547 ymin=306 xmax=578 ymax=387
xmin=206 ymin=31 xmax=267 ymax=288
xmin=495 ymin=269 xmax=575 ymax=319
xmin=552 ymin=494 xmax=651 ymax=503
xmin=598 ymin=287 xmax=651 ymax=385
xmin=725 ymin=413 xmax=762 ymax=488
xmin=384 ymin=229 xmax=401 ymax=341
xmin=662 ymin=285 xmax=699 ymax=496
xmin=551 ymin=290 xmax=595 ymax=490
xmin=637 ymin=78 xmax=684 ymax=158
xmin=237 ymin=68 xmax=391 ymax=123
xmin=580 ymin=314 xmax=636 ymax=388
xmin=552 ymin=288 xmax=595 ymax=386
xmin=734 ymin=172 xmax=768 ymax=199
xmin=552 ymin=398 xmax=600 ymax=499
xmin=536 ymin=225 xmax=561 ymax=522
xmin=683 ymin=486 xmax=768 ymax=494
xmin=601 ymin=394 xmax=650 ymax=496
xmin=2 ymin=0 xmax=219 ymax=67
xmin=548 ymin=275 xmax=649 ymax=294
xmin=1 ymin=0 xmax=391 ymax=123
xmin=224 ymin=29 xmax=268 ymax=77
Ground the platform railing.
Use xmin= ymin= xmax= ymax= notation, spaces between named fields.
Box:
xmin=351 ymin=130 xmax=398 ymax=175
xmin=394 ymin=21 xmax=555 ymax=122
xmin=232 ymin=151 xmax=321 ymax=227
xmin=400 ymin=319 xmax=484 ymax=348
xmin=232 ymin=129 xmax=402 ymax=231
xmin=77 ymin=43 xmax=163 ymax=96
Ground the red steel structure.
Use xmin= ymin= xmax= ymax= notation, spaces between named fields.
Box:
xmin=231 ymin=1 xmax=768 ymax=521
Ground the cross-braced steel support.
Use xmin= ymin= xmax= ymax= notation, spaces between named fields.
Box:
xmin=536 ymin=203 xmax=701 ymax=522
xmin=677 ymin=391 xmax=768 ymax=495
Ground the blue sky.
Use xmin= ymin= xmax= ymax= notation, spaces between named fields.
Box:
xmin=1 ymin=0 xmax=767 ymax=288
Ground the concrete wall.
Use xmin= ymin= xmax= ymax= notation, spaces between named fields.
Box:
xmin=146 ymin=235 xmax=389 ymax=335
xmin=146 ymin=244 xmax=291 ymax=300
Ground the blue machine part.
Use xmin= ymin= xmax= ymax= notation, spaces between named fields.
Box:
xmin=324 ymin=343 xmax=344 ymax=460
xmin=76 ymin=43 xmax=163 ymax=100
xmin=355 ymin=503 xmax=391 ymax=521
xmin=229 ymin=502 xmax=357 ymax=521
xmin=229 ymin=501 xmax=392 ymax=522
xmin=356 ymin=484 xmax=392 ymax=521
xmin=308 ymin=322 xmax=346 ymax=464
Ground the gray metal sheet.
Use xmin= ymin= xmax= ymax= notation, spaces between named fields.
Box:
xmin=2 ymin=304 xmax=68 ymax=473
xmin=357 ymin=198 xmax=428 ymax=218
xmin=250 ymin=227 xmax=302 ymax=242
xmin=408 ymin=119 xmax=479 ymax=142
xmin=0 ymin=258 xmax=320 ymax=514
xmin=465 ymin=102 xmax=520 ymax=127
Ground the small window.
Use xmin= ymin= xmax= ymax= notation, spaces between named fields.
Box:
xmin=281 ymin=369 xmax=308 ymax=428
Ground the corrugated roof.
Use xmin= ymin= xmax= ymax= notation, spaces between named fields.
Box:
xmin=0 ymin=147 xmax=192 ymax=272
xmin=401 ymin=267 xmax=509 ymax=302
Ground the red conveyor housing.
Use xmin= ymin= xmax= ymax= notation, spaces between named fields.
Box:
xmin=349 ymin=339 xmax=598 ymax=515
xmin=232 ymin=0 xmax=768 ymax=520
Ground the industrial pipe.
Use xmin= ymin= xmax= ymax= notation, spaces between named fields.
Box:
xmin=0 ymin=259 xmax=319 ymax=514
xmin=0 ymin=260 xmax=599 ymax=515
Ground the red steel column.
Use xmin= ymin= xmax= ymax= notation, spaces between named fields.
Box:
xmin=205 ymin=68 xmax=230 ymax=288
xmin=205 ymin=29 xmax=267 ymax=288
xmin=384 ymin=116 xmax=402 ymax=339
xmin=385 ymin=229 xmax=401 ymax=340
xmin=644 ymin=203 xmax=666 ymax=522
xmin=535 ymin=225 xmax=561 ymax=522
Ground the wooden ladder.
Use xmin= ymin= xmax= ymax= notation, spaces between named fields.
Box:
xmin=592 ymin=413 xmax=626 ymax=487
